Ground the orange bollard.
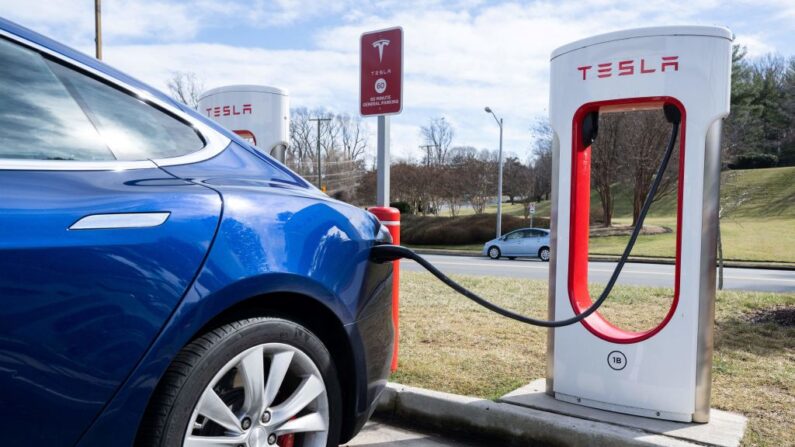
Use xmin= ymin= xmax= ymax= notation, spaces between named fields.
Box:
xmin=368 ymin=206 xmax=400 ymax=372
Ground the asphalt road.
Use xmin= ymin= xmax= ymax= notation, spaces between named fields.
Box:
xmin=345 ymin=420 xmax=485 ymax=447
xmin=401 ymin=254 xmax=795 ymax=293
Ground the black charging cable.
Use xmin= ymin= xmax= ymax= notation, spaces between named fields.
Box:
xmin=371 ymin=104 xmax=682 ymax=328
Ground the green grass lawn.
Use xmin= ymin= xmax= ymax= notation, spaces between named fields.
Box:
xmin=425 ymin=167 xmax=795 ymax=263
xmin=588 ymin=217 xmax=795 ymax=262
xmin=392 ymin=271 xmax=795 ymax=446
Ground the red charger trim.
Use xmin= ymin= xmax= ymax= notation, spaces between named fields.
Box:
xmin=568 ymin=97 xmax=686 ymax=344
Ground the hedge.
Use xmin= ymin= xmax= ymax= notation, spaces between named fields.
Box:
xmin=729 ymin=153 xmax=778 ymax=169
xmin=401 ymin=213 xmax=549 ymax=245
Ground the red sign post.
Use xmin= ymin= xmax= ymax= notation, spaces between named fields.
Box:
xmin=360 ymin=27 xmax=403 ymax=116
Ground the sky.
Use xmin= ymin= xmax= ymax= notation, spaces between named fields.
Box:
xmin=2 ymin=0 xmax=794 ymax=162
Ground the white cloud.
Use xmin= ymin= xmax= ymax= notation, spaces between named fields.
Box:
xmin=0 ymin=0 xmax=203 ymax=45
xmin=2 ymin=0 xmax=793 ymax=161
xmin=735 ymin=34 xmax=776 ymax=58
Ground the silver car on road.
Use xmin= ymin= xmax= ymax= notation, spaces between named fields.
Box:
xmin=482 ymin=228 xmax=551 ymax=261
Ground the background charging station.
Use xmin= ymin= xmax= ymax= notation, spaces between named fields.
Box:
xmin=198 ymin=85 xmax=290 ymax=163
xmin=546 ymin=27 xmax=732 ymax=423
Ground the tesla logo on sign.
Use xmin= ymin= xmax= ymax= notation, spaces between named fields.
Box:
xmin=577 ymin=56 xmax=679 ymax=80
xmin=372 ymin=39 xmax=390 ymax=62
xmin=360 ymin=27 xmax=403 ymax=116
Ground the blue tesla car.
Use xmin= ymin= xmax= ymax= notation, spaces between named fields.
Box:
xmin=0 ymin=17 xmax=394 ymax=447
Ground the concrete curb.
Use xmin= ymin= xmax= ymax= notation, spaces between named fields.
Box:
xmin=375 ymin=383 xmax=698 ymax=447
xmin=410 ymin=248 xmax=795 ymax=271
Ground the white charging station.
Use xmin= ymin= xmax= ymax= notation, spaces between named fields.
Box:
xmin=198 ymin=85 xmax=290 ymax=163
xmin=546 ymin=26 xmax=732 ymax=423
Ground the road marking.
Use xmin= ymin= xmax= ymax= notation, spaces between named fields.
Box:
xmin=404 ymin=260 xmax=795 ymax=283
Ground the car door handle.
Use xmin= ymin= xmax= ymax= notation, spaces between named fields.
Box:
xmin=69 ymin=212 xmax=170 ymax=230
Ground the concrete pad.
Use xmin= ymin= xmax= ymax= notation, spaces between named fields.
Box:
xmin=499 ymin=379 xmax=747 ymax=447
xmin=377 ymin=383 xmax=699 ymax=446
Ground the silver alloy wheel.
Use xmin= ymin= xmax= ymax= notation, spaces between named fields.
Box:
xmin=184 ymin=343 xmax=329 ymax=447
xmin=540 ymin=248 xmax=550 ymax=262
xmin=488 ymin=246 xmax=500 ymax=259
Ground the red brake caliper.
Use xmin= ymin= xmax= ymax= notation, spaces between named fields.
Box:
xmin=278 ymin=433 xmax=295 ymax=447
xmin=277 ymin=416 xmax=296 ymax=447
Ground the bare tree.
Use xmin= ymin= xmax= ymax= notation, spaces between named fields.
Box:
xmin=317 ymin=113 xmax=341 ymax=162
xmin=392 ymin=162 xmax=432 ymax=215
xmin=502 ymin=156 xmax=526 ymax=204
xmin=353 ymin=169 xmax=377 ymax=206
xmin=338 ymin=114 xmax=369 ymax=161
xmin=448 ymin=145 xmax=477 ymax=161
xmin=620 ymin=110 xmax=680 ymax=225
xmin=440 ymin=164 xmax=465 ymax=216
xmin=288 ymin=108 xmax=369 ymax=200
xmin=590 ymin=112 xmax=625 ymax=227
xmin=167 ymin=71 xmax=204 ymax=109
xmin=519 ymin=166 xmax=537 ymax=219
xmin=457 ymin=153 xmax=495 ymax=214
xmin=420 ymin=117 xmax=454 ymax=165
xmin=288 ymin=108 xmax=315 ymax=171
xmin=529 ymin=118 xmax=553 ymax=201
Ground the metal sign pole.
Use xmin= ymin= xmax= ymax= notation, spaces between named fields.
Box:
xmin=376 ymin=115 xmax=390 ymax=207
xmin=496 ymin=117 xmax=503 ymax=237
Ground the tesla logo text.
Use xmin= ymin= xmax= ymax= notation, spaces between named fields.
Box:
xmin=205 ymin=104 xmax=253 ymax=117
xmin=577 ymin=56 xmax=679 ymax=80
xmin=372 ymin=39 xmax=390 ymax=63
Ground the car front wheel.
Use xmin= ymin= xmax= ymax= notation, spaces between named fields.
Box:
xmin=487 ymin=246 xmax=501 ymax=259
xmin=539 ymin=247 xmax=551 ymax=262
xmin=137 ymin=317 xmax=342 ymax=447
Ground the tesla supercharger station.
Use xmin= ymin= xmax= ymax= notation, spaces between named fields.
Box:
xmin=198 ymin=85 xmax=289 ymax=163
xmin=546 ymin=26 xmax=732 ymax=423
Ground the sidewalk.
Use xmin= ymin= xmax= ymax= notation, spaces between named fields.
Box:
xmin=345 ymin=420 xmax=486 ymax=447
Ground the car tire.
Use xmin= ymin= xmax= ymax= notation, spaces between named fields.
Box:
xmin=487 ymin=246 xmax=501 ymax=259
xmin=137 ymin=317 xmax=342 ymax=447
xmin=539 ymin=247 xmax=551 ymax=262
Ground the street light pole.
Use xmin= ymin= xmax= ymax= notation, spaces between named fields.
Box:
xmin=485 ymin=107 xmax=504 ymax=238
xmin=309 ymin=117 xmax=331 ymax=190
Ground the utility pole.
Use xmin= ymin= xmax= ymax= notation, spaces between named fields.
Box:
xmin=485 ymin=106 xmax=504 ymax=237
xmin=309 ymin=117 xmax=331 ymax=190
xmin=94 ymin=0 xmax=102 ymax=60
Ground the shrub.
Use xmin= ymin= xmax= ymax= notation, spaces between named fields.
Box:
xmin=401 ymin=213 xmax=549 ymax=245
xmin=729 ymin=153 xmax=778 ymax=169
xmin=390 ymin=201 xmax=413 ymax=214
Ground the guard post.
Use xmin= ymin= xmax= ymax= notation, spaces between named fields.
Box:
xmin=368 ymin=206 xmax=401 ymax=372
